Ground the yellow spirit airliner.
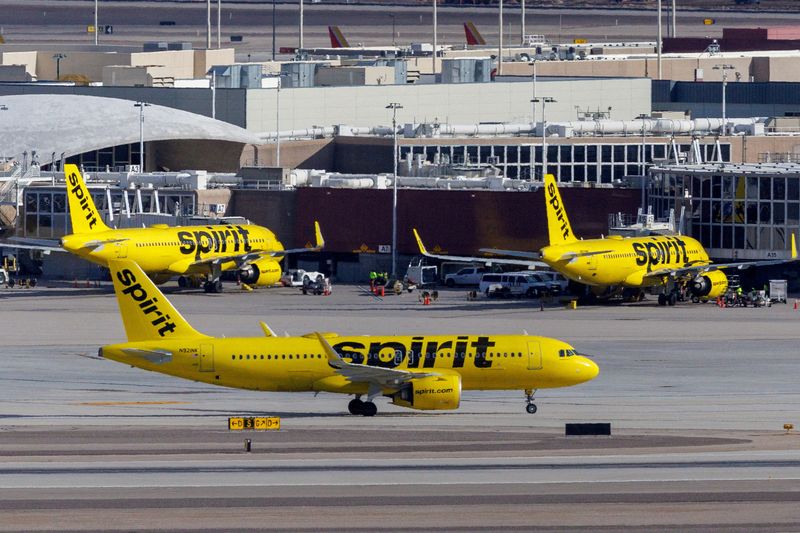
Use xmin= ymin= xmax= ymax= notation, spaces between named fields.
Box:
xmin=57 ymin=164 xmax=322 ymax=292
xmin=101 ymin=259 xmax=599 ymax=416
xmin=416 ymin=174 xmax=797 ymax=306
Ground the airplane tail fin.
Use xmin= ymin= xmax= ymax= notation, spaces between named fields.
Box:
xmin=109 ymin=259 xmax=209 ymax=342
xmin=543 ymin=174 xmax=578 ymax=246
xmin=64 ymin=164 xmax=110 ymax=234
xmin=464 ymin=22 xmax=486 ymax=46
xmin=328 ymin=26 xmax=350 ymax=48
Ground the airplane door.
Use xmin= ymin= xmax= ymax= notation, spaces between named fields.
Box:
xmin=527 ymin=341 xmax=542 ymax=370
xmin=199 ymin=344 xmax=214 ymax=372
xmin=115 ymin=243 xmax=128 ymax=259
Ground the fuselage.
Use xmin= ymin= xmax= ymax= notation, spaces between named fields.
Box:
xmin=60 ymin=224 xmax=282 ymax=275
xmin=101 ymin=334 xmax=599 ymax=395
xmin=540 ymin=234 xmax=710 ymax=287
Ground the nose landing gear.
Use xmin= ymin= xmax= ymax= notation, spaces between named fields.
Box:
xmin=524 ymin=389 xmax=538 ymax=414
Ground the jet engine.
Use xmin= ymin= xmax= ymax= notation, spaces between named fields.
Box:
xmin=689 ymin=270 xmax=728 ymax=299
xmin=391 ymin=374 xmax=461 ymax=411
xmin=238 ymin=258 xmax=281 ymax=287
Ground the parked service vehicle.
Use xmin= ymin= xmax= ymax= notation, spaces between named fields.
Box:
xmin=406 ymin=258 xmax=438 ymax=287
xmin=479 ymin=272 xmax=552 ymax=298
xmin=535 ymin=271 xmax=570 ymax=292
xmin=444 ymin=266 xmax=487 ymax=287
xmin=281 ymin=269 xmax=325 ymax=287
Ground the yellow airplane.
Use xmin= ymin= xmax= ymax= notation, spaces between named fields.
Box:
xmin=48 ymin=164 xmax=322 ymax=292
xmin=415 ymin=173 xmax=797 ymax=306
xmin=100 ymin=258 xmax=599 ymax=416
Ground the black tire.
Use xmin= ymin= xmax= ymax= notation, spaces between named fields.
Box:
xmin=203 ymin=281 xmax=211 ymax=293
xmin=178 ymin=276 xmax=188 ymax=289
xmin=658 ymin=294 xmax=666 ymax=306
xmin=526 ymin=403 xmax=538 ymax=414
xmin=445 ymin=278 xmax=455 ymax=288
xmin=213 ymin=279 xmax=223 ymax=293
xmin=361 ymin=402 xmax=377 ymax=417
xmin=668 ymin=293 xmax=677 ymax=306
xmin=347 ymin=398 xmax=364 ymax=415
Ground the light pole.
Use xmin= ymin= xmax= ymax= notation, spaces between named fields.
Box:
xmin=520 ymin=0 xmax=526 ymax=46
xmin=94 ymin=0 xmax=98 ymax=45
xmin=497 ymin=0 xmax=503 ymax=76
xmin=52 ymin=53 xmax=66 ymax=80
xmin=134 ymin=102 xmax=151 ymax=171
xmin=386 ymin=102 xmax=403 ymax=278
xmin=657 ymin=0 xmax=662 ymax=80
xmin=206 ymin=0 xmax=212 ymax=49
xmin=528 ymin=60 xmax=537 ymax=124
xmin=276 ymin=76 xmax=282 ymax=167
xmin=432 ymin=0 xmax=438 ymax=75
xmin=532 ymin=97 xmax=555 ymax=179
xmin=299 ymin=0 xmax=304 ymax=49
xmin=217 ymin=0 xmax=221 ymax=48
xmin=272 ymin=0 xmax=276 ymax=60
xmin=714 ymin=64 xmax=735 ymax=136
xmin=388 ymin=13 xmax=396 ymax=47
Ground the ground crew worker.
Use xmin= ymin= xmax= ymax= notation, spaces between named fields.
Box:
xmin=369 ymin=271 xmax=376 ymax=290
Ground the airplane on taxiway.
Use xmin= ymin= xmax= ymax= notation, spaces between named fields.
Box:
xmin=100 ymin=258 xmax=599 ymax=416
xmin=7 ymin=165 xmax=323 ymax=292
xmin=415 ymin=173 xmax=797 ymax=305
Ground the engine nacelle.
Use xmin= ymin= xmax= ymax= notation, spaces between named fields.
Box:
xmin=238 ymin=259 xmax=281 ymax=287
xmin=689 ymin=270 xmax=728 ymax=299
xmin=391 ymin=374 xmax=461 ymax=411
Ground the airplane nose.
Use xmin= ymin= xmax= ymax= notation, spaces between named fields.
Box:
xmin=574 ymin=356 xmax=600 ymax=383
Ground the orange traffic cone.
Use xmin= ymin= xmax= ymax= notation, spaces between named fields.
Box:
xmin=794 ymin=299 xmax=798 ymax=311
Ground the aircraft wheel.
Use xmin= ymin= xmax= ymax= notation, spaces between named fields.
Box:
xmin=668 ymin=293 xmax=677 ymax=306
xmin=178 ymin=276 xmax=188 ymax=289
xmin=203 ymin=281 xmax=212 ymax=293
xmin=214 ymin=279 xmax=223 ymax=293
xmin=361 ymin=402 xmax=377 ymax=417
xmin=526 ymin=403 xmax=538 ymax=414
xmin=658 ymin=294 xmax=666 ymax=306
xmin=348 ymin=398 xmax=364 ymax=415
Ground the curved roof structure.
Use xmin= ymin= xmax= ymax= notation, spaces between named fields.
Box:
xmin=0 ymin=94 xmax=261 ymax=161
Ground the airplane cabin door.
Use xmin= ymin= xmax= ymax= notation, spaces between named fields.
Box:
xmin=115 ymin=243 xmax=128 ymax=259
xmin=199 ymin=344 xmax=215 ymax=372
xmin=527 ymin=341 xmax=542 ymax=370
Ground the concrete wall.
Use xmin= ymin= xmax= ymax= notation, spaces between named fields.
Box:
xmin=0 ymin=51 xmax=37 ymax=77
xmin=245 ymin=77 xmax=652 ymax=133
xmin=243 ymin=138 xmax=336 ymax=169
xmin=194 ymin=48 xmax=236 ymax=78
xmin=315 ymin=66 xmax=396 ymax=87
xmin=103 ymin=66 xmax=151 ymax=87
xmin=149 ymin=139 xmax=245 ymax=172
xmin=130 ymin=50 xmax=195 ymax=80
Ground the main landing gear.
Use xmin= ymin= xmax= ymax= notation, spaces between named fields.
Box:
xmin=203 ymin=279 xmax=223 ymax=294
xmin=348 ymin=396 xmax=377 ymax=417
xmin=657 ymin=292 xmax=677 ymax=306
xmin=524 ymin=389 xmax=538 ymax=414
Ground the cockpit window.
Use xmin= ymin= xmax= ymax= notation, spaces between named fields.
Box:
xmin=559 ymin=349 xmax=577 ymax=358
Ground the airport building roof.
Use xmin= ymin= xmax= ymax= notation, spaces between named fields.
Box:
xmin=0 ymin=94 xmax=260 ymax=162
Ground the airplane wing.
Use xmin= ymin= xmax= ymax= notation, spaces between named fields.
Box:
xmin=0 ymin=242 xmax=61 ymax=253
xmin=479 ymin=248 xmax=541 ymax=260
xmin=315 ymin=333 xmax=436 ymax=390
xmin=556 ymin=250 xmax=613 ymax=262
xmin=413 ymin=229 xmax=547 ymax=268
xmin=645 ymin=233 xmax=797 ymax=280
xmin=270 ymin=221 xmax=325 ymax=255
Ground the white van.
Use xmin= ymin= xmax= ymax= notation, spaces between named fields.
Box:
xmin=479 ymin=272 xmax=550 ymax=298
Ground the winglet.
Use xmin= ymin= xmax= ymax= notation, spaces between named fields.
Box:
xmin=792 ymin=233 xmax=797 ymax=260
xmin=315 ymin=332 xmax=345 ymax=368
xmin=412 ymin=228 xmax=429 ymax=255
xmin=314 ymin=221 xmax=325 ymax=250
xmin=259 ymin=321 xmax=276 ymax=337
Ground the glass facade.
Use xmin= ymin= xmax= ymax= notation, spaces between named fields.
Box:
xmin=22 ymin=187 xmax=196 ymax=238
xmin=649 ymin=166 xmax=800 ymax=256
xmin=400 ymin=142 xmax=730 ymax=183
